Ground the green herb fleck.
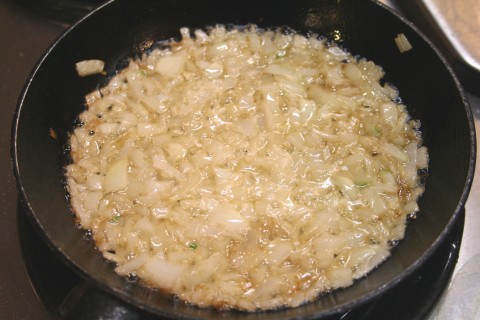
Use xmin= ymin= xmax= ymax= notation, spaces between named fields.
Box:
xmin=188 ymin=242 xmax=197 ymax=250
xmin=110 ymin=215 xmax=121 ymax=223
xmin=355 ymin=182 xmax=368 ymax=188
xmin=276 ymin=50 xmax=287 ymax=58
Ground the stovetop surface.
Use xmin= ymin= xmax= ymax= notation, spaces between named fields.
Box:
xmin=1 ymin=1 xmax=479 ymax=319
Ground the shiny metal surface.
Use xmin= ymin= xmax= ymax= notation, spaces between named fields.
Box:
xmin=0 ymin=1 xmax=478 ymax=319
xmin=416 ymin=0 xmax=480 ymax=76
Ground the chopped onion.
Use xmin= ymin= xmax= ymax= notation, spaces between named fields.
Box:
xmin=115 ymin=253 xmax=149 ymax=276
xmin=209 ymin=202 xmax=248 ymax=237
xmin=143 ymin=255 xmax=185 ymax=290
xmin=104 ymin=157 xmax=128 ymax=193
xmin=327 ymin=267 xmax=354 ymax=289
xmin=155 ymin=50 xmax=187 ymax=78
xmin=76 ymin=59 xmax=105 ymax=77
xmin=67 ymin=25 xmax=428 ymax=312
xmin=152 ymin=152 xmax=185 ymax=181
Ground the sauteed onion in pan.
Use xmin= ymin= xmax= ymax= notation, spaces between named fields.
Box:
xmin=66 ymin=25 xmax=428 ymax=311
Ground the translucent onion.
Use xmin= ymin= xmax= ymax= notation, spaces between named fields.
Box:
xmin=66 ymin=25 xmax=428 ymax=312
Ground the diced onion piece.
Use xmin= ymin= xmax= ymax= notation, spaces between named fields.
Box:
xmin=266 ymin=239 xmax=293 ymax=265
xmin=379 ymin=170 xmax=395 ymax=185
xmin=115 ymin=253 xmax=149 ymax=276
xmin=265 ymin=64 xmax=297 ymax=80
xmin=251 ymin=277 xmax=283 ymax=300
xmin=184 ymin=253 xmax=224 ymax=287
xmin=380 ymin=102 xmax=398 ymax=124
xmin=155 ymin=50 xmax=187 ymax=78
xmin=416 ymin=146 xmax=429 ymax=169
xmin=203 ymin=61 xmax=223 ymax=78
xmin=379 ymin=142 xmax=409 ymax=162
xmin=327 ymin=267 xmax=354 ymax=289
xmin=151 ymin=206 xmax=169 ymax=218
xmin=313 ymin=234 xmax=346 ymax=268
xmin=152 ymin=153 xmax=185 ymax=180
xmin=395 ymin=33 xmax=412 ymax=53
xmin=180 ymin=27 xmax=191 ymax=39
xmin=143 ymin=255 xmax=185 ymax=290
xmin=233 ymin=119 xmax=257 ymax=137
xmin=68 ymin=180 xmax=91 ymax=225
xmin=76 ymin=59 xmax=105 ymax=77
xmin=98 ymin=123 xmax=120 ymax=135
xmin=83 ymin=191 xmax=103 ymax=213
xmin=104 ymin=157 xmax=128 ymax=193
xmin=404 ymin=200 xmax=419 ymax=213
xmin=86 ymin=174 xmax=103 ymax=191
xmin=164 ymin=142 xmax=187 ymax=160
xmin=209 ymin=202 xmax=248 ymax=237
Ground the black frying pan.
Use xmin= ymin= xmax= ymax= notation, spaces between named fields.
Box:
xmin=12 ymin=0 xmax=476 ymax=319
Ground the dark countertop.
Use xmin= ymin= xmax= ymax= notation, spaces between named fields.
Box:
xmin=0 ymin=2 xmax=64 ymax=319
xmin=1 ymin=1 xmax=478 ymax=319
